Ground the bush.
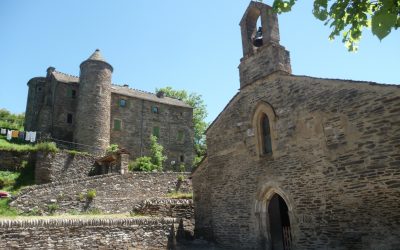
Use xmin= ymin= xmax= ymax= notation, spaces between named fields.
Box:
xmin=150 ymin=135 xmax=167 ymax=169
xmin=86 ymin=189 xmax=97 ymax=200
xmin=129 ymin=156 xmax=160 ymax=172
xmin=106 ymin=144 xmax=119 ymax=154
xmin=177 ymin=174 xmax=185 ymax=182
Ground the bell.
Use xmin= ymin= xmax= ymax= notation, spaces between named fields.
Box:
xmin=253 ymin=27 xmax=263 ymax=47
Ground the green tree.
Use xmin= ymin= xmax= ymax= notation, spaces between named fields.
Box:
xmin=0 ymin=109 xmax=25 ymax=130
xmin=155 ymin=87 xmax=208 ymax=165
xmin=129 ymin=135 xmax=167 ymax=172
xmin=271 ymin=0 xmax=400 ymax=51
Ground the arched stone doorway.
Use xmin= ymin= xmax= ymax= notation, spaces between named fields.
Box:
xmin=268 ymin=194 xmax=292 ymax=250
xmin=255 ymin=186 xmax=293 ymax=250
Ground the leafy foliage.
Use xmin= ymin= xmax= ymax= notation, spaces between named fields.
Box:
xmin=272 ymin=0 xmax=400 ymax=51
xmin=0 ymin=109 xmax=24 ymax=130
xmin=129 ymin=135 xmax=167 ymax=172
xmin=166 ymin=191 xmax=193 ymax=199
xmin=155 ymin=87 xmax=208 ymax=165
xmin=129 ymin=156 xmax=156 ymax=172
xmin=106 ymin=144 xmax=119 ymax=154
xmin=86 ymin=189 xmax=97 ymax=200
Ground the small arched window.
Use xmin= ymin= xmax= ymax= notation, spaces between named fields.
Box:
xmin=252 ymin=101 xmax=276 ymax=157
xmin=261 ymin=114 xmax=272 ymax=154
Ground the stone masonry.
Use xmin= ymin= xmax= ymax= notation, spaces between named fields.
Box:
xmin=0 ymin=217 xmax=178 ymax=249
xmin=193 ymin=1 xmax=400 ymax=250
xmin=11 ymin=172 xmax=192 ymax=215
xmin=24 ymin=50 xmax=195 ymax=168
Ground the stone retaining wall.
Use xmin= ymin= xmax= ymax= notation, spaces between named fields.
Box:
xmin=11 ymin=172 xmax=192 ymax=215
xmin=0 ymin=150 xmax=32 ymax=172
xmin=35 ymin=151 xmax=96 ymax=184
xmin=0 ymin=217 xmax=177 ymax=249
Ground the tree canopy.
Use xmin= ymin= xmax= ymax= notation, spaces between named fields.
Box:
xmin=0 ymin=109 xmax=25 ymax=130
xmin=155 ymin=87 xmax=208 ymax=165
xmin=271 ymin=0 xmax=400 ymax=51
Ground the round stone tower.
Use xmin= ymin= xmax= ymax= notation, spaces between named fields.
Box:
xmin=74 ymin=49 xmax=113 ymax=154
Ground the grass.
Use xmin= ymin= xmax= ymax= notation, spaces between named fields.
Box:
xmin=0 ymin=213 xmax=133 ymax=220
xmin=166 ymin=191 xmax=193 ymax=199
xmin=0 ymin=138 xmax=59 ymax=153
xmin=0 ymin=199 xmax=18 ymax=217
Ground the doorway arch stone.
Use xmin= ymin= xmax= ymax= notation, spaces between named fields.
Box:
xmin=255 ymin=184 xmax=295 ymax=250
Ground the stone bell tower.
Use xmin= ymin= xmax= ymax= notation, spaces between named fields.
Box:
xmin=239 ymin=1 xmax=291 ymax=89
xmin=74 ymin=49 xmax=113 ymax=154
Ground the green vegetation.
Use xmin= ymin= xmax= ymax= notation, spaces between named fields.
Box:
xmin=0 ymin=109 xmax=24 ymax=130
xmin=129 ymin=135 xmax=167 ymax=172
xmin=106 ymin=144 xmax=119 ymax=154
xmin=47 ymin=203 xmax=59 ymax=215
xmin=271 ymin=0 xmax=400 ymax=51
xmin=0 ymin=199 xmax=18 ymax=217
xmin=66 ymin=150 xmax=90 ymax=156
xmin=177 ymin=174 xmax=185 ymax=182
xmin=155 ymin=87 xmax=208 ymax=167
xmin=166 ymin=191 xmax=193 ymax=199
xmin=86 ymin=189 xmax=97 ymax=200
xmin=0 ymin=138 xmax=58 ymax=153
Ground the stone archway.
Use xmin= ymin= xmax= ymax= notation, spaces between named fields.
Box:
xmin=255 ymin=186 xmax=293 ymax=250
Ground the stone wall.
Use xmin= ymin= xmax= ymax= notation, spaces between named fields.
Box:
xmin=194 ymin=72 xmax=400 ymax=249
xmin=0 ymin=217 xmax=178 ymax=249
xmin=11 ymin=172 xmax=192 ymax=215
xmin=0 ymin=150 xmax=31 ymax=172
xmin=34 ymin=151 xmax=96 ymax=184
xmin=110 ymin=92 xmax=195 ymax=169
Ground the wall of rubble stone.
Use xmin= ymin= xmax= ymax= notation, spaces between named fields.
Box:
xmin=0 ymin=150 xmax=32 ymax=172
xmin=194 ymin=73 xmax=400 ymax=249
xmin=0 ymin=217 xmax=177 ymax=249
xmin=11 ymin=172 xmax=192 ymax=215
xmin=34 ymin=151 xmax=96 ymax=184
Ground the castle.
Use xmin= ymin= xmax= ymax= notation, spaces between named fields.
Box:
xmin=24 ymin=50 xmax=194 ymax=167
xmin=193 ymin=1 xmax=400 ymax=249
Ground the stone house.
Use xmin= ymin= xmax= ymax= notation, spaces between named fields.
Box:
xmin=24 ymin=50 xmax=194 ymax=168
xmin=192 ymin=1 xmax=400 ymax=249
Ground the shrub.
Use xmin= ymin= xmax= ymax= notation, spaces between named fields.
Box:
xmin=150 ymin=135 xmax=167 ymax=169
xmin=86 ymin=189 xmax=97 ymax=200
xmin=77 ymin=192 xmax=85 ymax=202
xmin=129 ymin=156 xmax=159 ymax=172
xmin=177 ymin=174 xmax=185 ymax=182
xmin=106 ymin=144 xmax=119 ymax=154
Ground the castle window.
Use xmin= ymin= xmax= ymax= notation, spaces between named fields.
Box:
xmin=180 ymin=155 xmax=185 ymax=162
xmin=177 ymin=130 xmax=184 ymax=143
xmin=68 ymin=88 xmax=76 ymax=99
xmin=151 ymin=106 xmax=159 ymax=114
xmin=261 ymin=114 xmax=272 ymax=154
xmin=113 ymin=119 xmax=121 ymax=131
xmin=67 ymin=113 xmax=73 ymax=124
xmin=119 ymin=99 xmax=127 ymax=107
xmin=153 ymin=126 xmax=160 ymax=138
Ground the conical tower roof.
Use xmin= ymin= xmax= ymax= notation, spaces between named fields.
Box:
xmin=80 ymin=49 xmax=113 ymax=71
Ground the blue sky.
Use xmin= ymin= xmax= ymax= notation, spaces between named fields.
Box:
xmin=0 ymin=0 xmax=399 ymax=123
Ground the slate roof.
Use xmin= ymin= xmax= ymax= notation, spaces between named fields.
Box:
xmin=49 ymin=70 xmax=190 ymax=108
xmin=52 ymin=71 xmax=79 ymax=83
xmin=111 ymin=85 xmax=192 ymax=108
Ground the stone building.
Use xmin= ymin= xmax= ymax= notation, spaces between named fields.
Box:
xmin=193 ymin=1 xmax=400 ymax=249
xmin=24 ymin=50 xmax=194 ymax=167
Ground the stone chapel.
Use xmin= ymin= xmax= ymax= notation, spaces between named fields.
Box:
xmin=192 ymin=1 xmax=400 ymax=249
